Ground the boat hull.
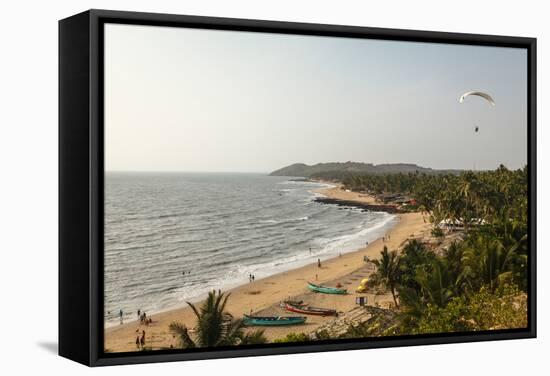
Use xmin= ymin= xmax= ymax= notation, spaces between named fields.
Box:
xmin=243 ymin=314 xmax=307 ymax=326
xmin=307 ymin=282 xmax=347 ymax=295
xmin=284 ymin=302 xmax=337 ymax=316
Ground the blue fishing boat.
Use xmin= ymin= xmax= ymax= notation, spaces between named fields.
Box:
xmin=307 ymin=282 xmax=347 ymax=295
xmin=243 ymin=314 xmax=307 ymax=326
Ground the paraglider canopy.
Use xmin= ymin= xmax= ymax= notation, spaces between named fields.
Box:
xmin=459 ymin=91 xmax=495 ymax=106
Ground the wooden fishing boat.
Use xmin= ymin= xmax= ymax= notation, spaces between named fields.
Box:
xmin=243 ymin=314 xmax=307 ymax=326
xmin=307 ymin=282 xmax=347 ymax=295
xmin=283 ymin=301 xmax=337 ymax=316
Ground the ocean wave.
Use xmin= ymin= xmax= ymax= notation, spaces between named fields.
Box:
xmin=316 ymin=214 xmax=396 ymax=254
xmin=104 ymin=174 xmax=395 ymax=326
xmin=277 ymin=180 xmax=336 ymax=189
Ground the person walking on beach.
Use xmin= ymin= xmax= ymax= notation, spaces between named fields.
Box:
xmin=119 ymin=309 xmax=123 ymax=325
xmin=252 ymin=274 xmax=255 ymax=282
xmin=317 ymin=258 xmax=321 ymax=268
xmin=140 ymin=330 xmax=146 ymax=348
xmin=137 ymin=309 xmax=141 ymax=320
xmin=136 ymin=334 xmax=141 ymax=350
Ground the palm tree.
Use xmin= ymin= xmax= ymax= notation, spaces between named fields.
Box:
xmin=461 ymin=234 xmax=523 ymax=292
xmin=169 ymin=290 xmax=266 ymax=348
xmin=372 ymin=246 xmax=401 ymax=308
xmin=443 ymin=242 xmax=465 ymax=294
xmin=415 ymin=258 xmax=455 ymax=307
xmin=397 ymin=286 xmax=425 ymax=329
xmin=168 ymin=322 xmax=197 ymax=349
xmin=398 ymin=239 xmax=435 ymax=290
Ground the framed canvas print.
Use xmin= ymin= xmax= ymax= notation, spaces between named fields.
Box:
xmin=59 ymin=9 xmax=537 ymax=366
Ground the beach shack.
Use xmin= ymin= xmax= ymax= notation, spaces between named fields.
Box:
xmin=438 ymin=218 xmax=487 ymax=232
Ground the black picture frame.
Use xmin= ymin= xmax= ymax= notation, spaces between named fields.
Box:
xmin=59 ymin=9 xmax=537 ymax=367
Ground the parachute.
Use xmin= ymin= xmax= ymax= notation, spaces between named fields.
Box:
xmin=459 ymin=91 xmax=495 ymax=106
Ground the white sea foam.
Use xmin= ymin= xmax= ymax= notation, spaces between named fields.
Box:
xmin=104 ymin=174 xmax=398 ymax=326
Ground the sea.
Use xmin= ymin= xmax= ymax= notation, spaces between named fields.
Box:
xmin=104 ymin=172 xmax=397 ymax=326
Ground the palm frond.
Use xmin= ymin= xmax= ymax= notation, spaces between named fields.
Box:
xmin=169 ymin=322 xmax=196 ymax=349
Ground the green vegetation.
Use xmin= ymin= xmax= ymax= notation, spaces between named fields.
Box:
xmin=169 ymin=165 xmax=528 ymax=347
xmin=370 ymin=247 xmax=401 ymax=308
xmin=169 ymin=290 xmax=267 ymax=348
xmin=361 ymin=165 xmax=528 ymax=335
xmin=343 ymin=165 xmax=527 ymax=226
xmin=269 ymin=161 xmax=457 ymax=179
xmin=273 ymin=332 xmax=310 ymax=343
xmin=413 ymin=284 xmax=527 ymax=333
xmin=398 ymin=239 xmax=437 ymax=291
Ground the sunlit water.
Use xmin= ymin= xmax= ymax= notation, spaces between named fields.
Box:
xmin=104 ymin=172 xmax=397 ymax=326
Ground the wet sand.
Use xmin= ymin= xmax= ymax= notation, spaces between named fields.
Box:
xmin=104 ymin=187 xmax=430 ymax=352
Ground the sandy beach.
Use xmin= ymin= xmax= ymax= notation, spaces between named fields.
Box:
xmin=315 ymin=184 xmax=378 ymax=204
xmin=104 ymin=186 xmax=431 ymax=352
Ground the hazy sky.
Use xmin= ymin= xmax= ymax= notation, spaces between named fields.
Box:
xmin=104 ymin=23 xmax=527 ymax=172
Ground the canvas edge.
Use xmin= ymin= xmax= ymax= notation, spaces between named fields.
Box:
xmin=57 ymin=8 xmax=537 ymax=367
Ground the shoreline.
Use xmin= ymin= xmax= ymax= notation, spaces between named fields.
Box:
xmin=104 ymin=186 xmax=431 ymax=352
xmin=104 ymin=183 xmax=393 ymax=330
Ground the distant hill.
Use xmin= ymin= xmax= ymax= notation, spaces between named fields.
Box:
xmin=269 ymin=162 xmax=460 ymax=178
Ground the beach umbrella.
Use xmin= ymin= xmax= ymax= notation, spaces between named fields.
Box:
xmin=459 ymin=91 xmax=496 ymax=106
